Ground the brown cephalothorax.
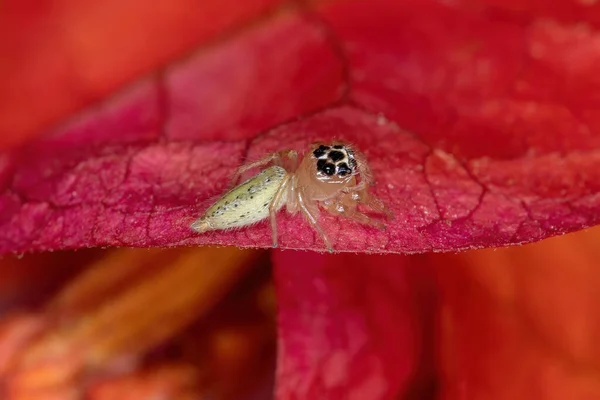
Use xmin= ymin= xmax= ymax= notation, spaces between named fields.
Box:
xmin=191 ymin=141 xmax=391 ymax=252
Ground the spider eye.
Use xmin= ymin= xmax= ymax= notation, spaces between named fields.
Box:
xmin=323 ymin=163 xmax=336 ymax=176
xmin=317 ymin=159 xmax=336 ymax=176
xmin=337 ymin=162 xmax=352 ymax=176
xmin=327 ymin=150 xmax=345 ymax=162
xmin=312 ymin=145 xmax=330 ymax=158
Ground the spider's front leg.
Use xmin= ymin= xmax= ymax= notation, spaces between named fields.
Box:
xmin=230 ymin=150 xmax=298 ymax=187
xmin=297 ymin=190 xmax=333 ymax=252
xmin=341 ymin=181 xmax=368 ymax=194
xmin=341 ymin=182 xmax=392 ymax=218
xmin=362 ymin=191 xmax=392 ymax=218
xmin=268 ymin=174 xmax=291 ymax=248
xmin=324 ymin=198 xmax=386 ymax=229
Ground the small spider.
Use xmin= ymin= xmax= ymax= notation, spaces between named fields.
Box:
xmin=191 ymin=141 xmax=391 ymax=251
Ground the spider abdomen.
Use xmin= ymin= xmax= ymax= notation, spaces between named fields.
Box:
xmin=191 ymin=166 xmax=287 ymax=232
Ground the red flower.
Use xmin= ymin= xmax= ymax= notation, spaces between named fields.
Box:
xmin=2 ymin=0 xmax=600 ymax=398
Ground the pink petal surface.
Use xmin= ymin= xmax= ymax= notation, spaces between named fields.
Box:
xmin=272 ymin=250 xmax=433 ymax=399
xmin=2 ymin=0 xmax=600 ymax=255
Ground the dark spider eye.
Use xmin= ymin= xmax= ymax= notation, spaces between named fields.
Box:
xmin=313 ymin=145 xmax=329 ymax=158
xmin=328 ymin=150 xmax=345 ymax=162
xmin=333 ymin=144 xmax=345 ymax=149
xmin=337 ymin=162 xmax=352 ymax=176
xmin=323 ymin=163 xmax=336 ymax=176
xmin=317 ymin=159 xmax=335 ymax=176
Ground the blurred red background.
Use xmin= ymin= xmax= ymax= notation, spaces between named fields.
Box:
xmin=1 ymin=226 xmax=598 ymax=399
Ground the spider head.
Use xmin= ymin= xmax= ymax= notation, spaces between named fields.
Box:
xmin=311 ymin=143 xmax=357 ymax=182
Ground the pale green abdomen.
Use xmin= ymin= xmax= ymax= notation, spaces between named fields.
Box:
xmin=201 ymin=166 xmax=287 ymax=230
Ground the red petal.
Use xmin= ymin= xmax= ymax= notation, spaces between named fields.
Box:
xmin=272 ymin=250 xmax=432 ymax=399
xmin=2 ymin=0 xmax=600 ymax=254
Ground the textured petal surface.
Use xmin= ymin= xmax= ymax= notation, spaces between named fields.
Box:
xmin=2 ymin=0 xmax=600 ymax=254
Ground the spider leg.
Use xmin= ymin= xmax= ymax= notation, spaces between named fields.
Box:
xmin=324 ymin=199 xmax=386 ymax=229
xmin=230 ymin=150 xmax=298 ymax=186
xmin=297 ymin=191 xmax=333 ymax=252
xmin=342 ymin=181 xmax=392 ymax=218
xmin=362 ymin=192 xmax=393 ymax=218
xmin=284 ymin=150 xmax=299 ymax=170
xmin=230 ymin=153 xmax=277 ymax=187
xmin=341 ymin=180 xmax=368 ymax=194
xmin=268 ymin=174 xmax=290 ymax=248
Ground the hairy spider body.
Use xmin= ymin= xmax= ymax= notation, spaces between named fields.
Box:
xmin=191 ymin=142 xmax=390 ymax=252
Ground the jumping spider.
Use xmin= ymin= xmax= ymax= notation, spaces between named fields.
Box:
xmin=191 ymin=141 xmax=391 ymax=251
